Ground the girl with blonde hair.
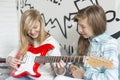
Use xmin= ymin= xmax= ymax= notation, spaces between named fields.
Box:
xmin=6 ymin=9 xmax=65 ymax=80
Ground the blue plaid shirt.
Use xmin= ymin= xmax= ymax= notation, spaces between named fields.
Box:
xmin=84 ymin=33 xmax=119 ymax=80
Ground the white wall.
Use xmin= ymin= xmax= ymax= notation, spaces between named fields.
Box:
xmin=17 ymin=0 xmax=120 ymax=54
xmin=0 ymin=0 xmax=18 ymax=58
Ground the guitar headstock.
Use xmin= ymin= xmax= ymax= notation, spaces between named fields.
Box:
xmin=86 ymin=56 xmax=113 ymax=69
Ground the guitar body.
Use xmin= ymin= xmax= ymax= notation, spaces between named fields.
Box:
xmin=10 ymin=44 xmax=54 ymax=78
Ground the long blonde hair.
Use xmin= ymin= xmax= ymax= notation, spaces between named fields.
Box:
xmin=19 ymin=9 xmax=47 ymax=56
xmin=74 ymin=5 xmax=106 ymax=56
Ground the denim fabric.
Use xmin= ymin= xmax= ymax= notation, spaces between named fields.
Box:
xmin=84 ymin=33 xmax=119 ymax=80
xmin=5 ymin=76 xmax=34 ymax=80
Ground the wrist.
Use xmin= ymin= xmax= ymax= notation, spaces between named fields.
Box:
xmin=54 ymin=67 xmax=66 ymax=75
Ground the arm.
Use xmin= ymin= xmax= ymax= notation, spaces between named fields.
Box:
xmin=53 ymin=60 xmax=66 ymax=75
xmin=50 ymin=46 xmax=66 ymax=75
xmin=6 ymin=47 xmax=21 ymax=69
xmin=46 ymin=37 xmax=66 ymax=75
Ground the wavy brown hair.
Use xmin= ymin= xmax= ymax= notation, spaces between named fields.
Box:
xmin=74 ymin=5 xmax=106 ymax=56
xmin=19 ymin=9 xmax=48 ymax=56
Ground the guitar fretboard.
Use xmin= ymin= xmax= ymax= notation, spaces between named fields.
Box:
xmin=35 ymin=56 xmax=83 ymax=63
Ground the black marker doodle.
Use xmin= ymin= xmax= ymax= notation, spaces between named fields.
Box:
xmin=47 ymin=0 xmax=62 ymax=5
xmin=105 ymin=10 xmax=120 ymax=22
xmin=111 ymin=31 xmax=120 ymax=39
xmin=106 ymin=10 xmax=116 ymax=22
xmin=17 ymin=0 xmax=34 ymax=13
xmin=90 ymin=0 xmax=99 ymax=5
xmin=17 ymin=0 xmax=120 ymax=54
xmin=41 ymin=13 xmax=67 ymax=38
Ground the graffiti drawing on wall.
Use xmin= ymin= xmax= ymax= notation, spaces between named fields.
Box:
xmin=17 ymin=0 xmax=120 ymax=54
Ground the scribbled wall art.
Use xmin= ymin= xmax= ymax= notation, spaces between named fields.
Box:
xmin=16 ymin=0 xmax=120 ymax=54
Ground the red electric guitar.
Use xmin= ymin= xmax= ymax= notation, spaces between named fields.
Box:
xmin=10 ymin=43 xmax=113 ymax=78
xmin=10 ymin=43 xmax=54 ymax=78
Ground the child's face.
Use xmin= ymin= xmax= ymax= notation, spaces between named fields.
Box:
xmin=77 ymin=18 xmax=94 ymax=39
xmin=28 ymin=21 xmax=40 ymax=39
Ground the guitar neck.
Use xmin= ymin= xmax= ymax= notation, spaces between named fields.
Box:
xmin=34 ymin=56 xmax=113 ymax=69
xmin=35 ymin=56 xmax=83 ymax=63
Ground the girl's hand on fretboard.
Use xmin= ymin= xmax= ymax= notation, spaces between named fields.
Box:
xmin=53 ymin=60 xmax=66 ymax=75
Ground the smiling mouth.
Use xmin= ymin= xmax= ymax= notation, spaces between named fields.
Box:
xmin=31 ymin=34 xmax=35 ymax=36
xmin=30 ymin=34 xmax=37 ymax=37
xmin=79 ymin=33 xmax=84 ymax=36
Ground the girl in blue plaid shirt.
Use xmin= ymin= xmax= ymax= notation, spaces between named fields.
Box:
xmin=54 ymin=5 xmax=119 ymax=80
